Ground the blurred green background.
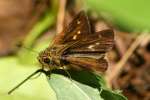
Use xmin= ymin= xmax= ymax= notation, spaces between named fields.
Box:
xmin=85 ymin=0 xmax=150 ymax=32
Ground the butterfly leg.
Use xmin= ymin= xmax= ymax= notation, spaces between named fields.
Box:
xmin=61 ymin=66 xmax=73 ymax=81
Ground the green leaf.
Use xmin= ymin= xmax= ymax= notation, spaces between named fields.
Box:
xmin=49 ymin=74 xmax=103 ymax=100
xmin=48 ymin=70 xmax=127 ymax=100
xmin=101 ymin=89 xmax=128 ymax=100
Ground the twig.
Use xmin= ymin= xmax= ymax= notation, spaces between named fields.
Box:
xmin=106 ymin=33 xmax=148 ymax=87
xmin=115 ymin=31 xmax=134 ymax=57
xmin=56 ymin=0 xmax=67 ymax=33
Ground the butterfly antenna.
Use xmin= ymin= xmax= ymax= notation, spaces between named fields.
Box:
xmin=30 ymin=71 xmax=42 ymax=80
xmin=8 ymin=69 xmax=45 ymax=95
xmin=20 ymin=46 xmax=39 ymax=54
xmin=16 ymin=43 xmax=39 ymax=54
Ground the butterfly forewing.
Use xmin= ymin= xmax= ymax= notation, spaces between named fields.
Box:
xmin=54 ymin=11 xmax=91 ymax=44
xmin=66 ymin=29 xmax=114 ymax=54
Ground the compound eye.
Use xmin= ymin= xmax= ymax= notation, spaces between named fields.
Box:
xmin=43 ymin=57 xmax=51 ymax=64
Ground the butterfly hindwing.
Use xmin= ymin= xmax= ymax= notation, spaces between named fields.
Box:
xmin=64 ymin=56 xmax=108 ymax=73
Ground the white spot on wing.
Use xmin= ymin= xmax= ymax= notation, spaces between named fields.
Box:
xmin=77 ymin=31 xmax=81 ymax=34
xmin=77 ymin=20 xmax=80 ymax=24
xmin=88 ymin=45 xmax=94 ymax=49
xmin=73 ymin=35 xmax=77 ymax=40
xmin=96 ymin=42 xmax=100 ymax=45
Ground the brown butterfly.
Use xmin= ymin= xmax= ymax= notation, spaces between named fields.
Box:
xmin=8 ymin=11 xmax=114 ymax=94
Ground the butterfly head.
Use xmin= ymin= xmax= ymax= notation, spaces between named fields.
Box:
xmin=38 ymin=48 xmax=54 ymax=69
